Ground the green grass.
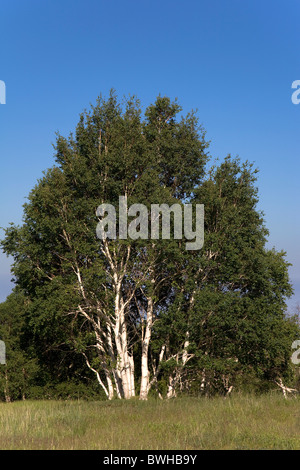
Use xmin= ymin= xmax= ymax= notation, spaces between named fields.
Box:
xmin=0 ymin=394 xmax=300 ymax=450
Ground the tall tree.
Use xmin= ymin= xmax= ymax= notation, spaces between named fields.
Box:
xmin=154 ymin=157 xmax=298 ymax=397
xmin=1 ymin=91 xmax=209 ymax=399
xmin=2 ymin=92 xmax=297 ymax=400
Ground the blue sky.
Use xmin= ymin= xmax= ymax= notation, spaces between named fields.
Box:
xmin=0 ymin=0 xmax=299 ymax=311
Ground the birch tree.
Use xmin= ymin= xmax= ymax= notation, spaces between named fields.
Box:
xmin=2 ymin=93 xmax=297 ymax=400
xmin=1 ymin=91 xmax=208 ymax=399
xmin=153 ymin=157 xmax=297 ymax=397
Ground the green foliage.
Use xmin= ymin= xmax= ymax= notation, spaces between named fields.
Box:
xmin=0 ymin=292 xmax=38 ymax=401
xmin=0 ymin=91 xmax=298 ymax=400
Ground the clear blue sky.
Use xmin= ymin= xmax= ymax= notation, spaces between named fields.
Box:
xmin=0 ymin=0 xmax=299 ymax=311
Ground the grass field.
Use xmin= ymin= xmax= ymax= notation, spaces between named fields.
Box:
xmin=0 ymin=394 xmax=299 ymax=450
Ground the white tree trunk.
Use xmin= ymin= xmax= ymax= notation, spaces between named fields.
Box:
xmin=113 ymin=281 xmax=135 ymax=399
xmin=140 ymin=297 xmax=154 ymax=400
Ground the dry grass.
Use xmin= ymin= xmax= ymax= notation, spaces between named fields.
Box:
xmin=0 ymin=394 xmax=300 ymax=450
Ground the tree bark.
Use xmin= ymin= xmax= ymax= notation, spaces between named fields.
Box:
xmin=140 ymin=296 xmax=154 ymax=400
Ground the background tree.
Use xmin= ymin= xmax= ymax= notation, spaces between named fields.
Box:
xmin=153 ymin=157 xmax=299 ymax=397
xmin=0 ymin=291 xmax=37 ymax=401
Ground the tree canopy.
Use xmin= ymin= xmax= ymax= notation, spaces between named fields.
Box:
xmin=1 ymin=91 xmax=298 ymax=400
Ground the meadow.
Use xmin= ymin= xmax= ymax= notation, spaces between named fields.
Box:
xmin=0 ymin=394 xmax=299 ymax=450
